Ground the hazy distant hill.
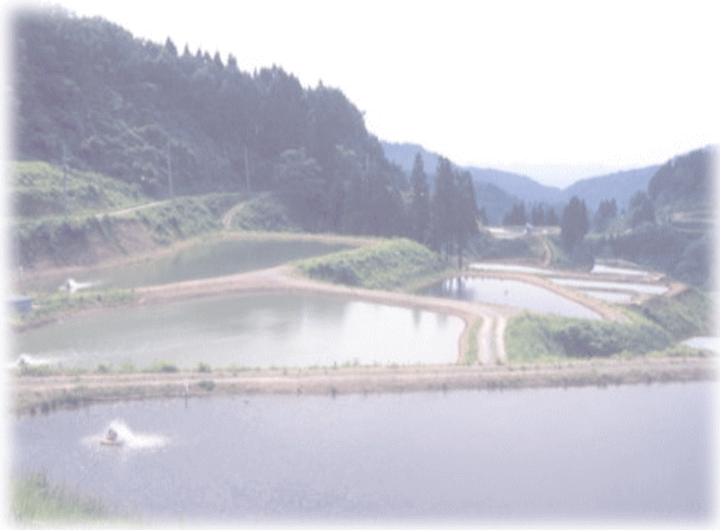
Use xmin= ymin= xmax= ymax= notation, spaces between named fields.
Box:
xmin=380 ymin=141 xmax=518 ymax=224
xmin=559 ymin=166 xmax=660 ymax=211
xmin=381 ymin=141 xmax=560 ymax=203
xmin=381 ymin=140 xmax=661 ymax=213
xmin=647 ymin=145 xmax=716 ymax=211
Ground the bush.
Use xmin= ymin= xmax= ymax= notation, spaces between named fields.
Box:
xmin=196 ymin=363 xmax=211 ymax=373
xmin=197 ymin=380 xmax=215 ymax=391
xmin=231 ymin=195 xmax=302 ymax=232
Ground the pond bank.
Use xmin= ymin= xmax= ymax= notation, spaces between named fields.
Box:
xmin=11 ymin=356 xmax=714 ymax=416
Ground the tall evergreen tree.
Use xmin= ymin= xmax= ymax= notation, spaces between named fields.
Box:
xmin=455 ymin=170 xmax=479 ymax=269
xmin=409 ymin=153 xmax=430 ymax=244
xmin=430 ymin=157 xmax=456 ymax=257
xmin=561 ymin=196 xmax=589 ymax=250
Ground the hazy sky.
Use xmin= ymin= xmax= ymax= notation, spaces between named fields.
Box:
xmin=6 ymin=0 xmax=720 ymax=187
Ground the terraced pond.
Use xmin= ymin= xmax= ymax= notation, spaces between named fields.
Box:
xmin=18 ymin=238 xmax=353 ymax=293
xmin=421 ymin=276 xmax=600 ymax=319
xmin=13 ymin=292 xmax=464 ymax=369
xmin=11 ymin=381 xmax=713 ymax=521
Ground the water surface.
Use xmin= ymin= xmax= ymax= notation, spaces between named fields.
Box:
xmin=18 ymin=238 xmax=352 ymax=293
xmin=551 ymin=278 xmax=668 ymax=295
xmin=11 ymin=382 xmax=714 ymax=522
xmin=14 ymin=293 xmax=464 ymax=369
xmin=422 ymin=277 xmax=599 ymax=319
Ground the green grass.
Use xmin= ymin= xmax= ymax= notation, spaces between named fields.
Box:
xmin=12 ymin=160 xmax=146 ymax=218
xmin=295 ymin=238 xmax=445 ymax=290
xmin=134 ymin=194 xmax=243 ymax=243
xmin=504 ymin=311 xmax=673 ymax=363
xmin=13 ymin=214 xmax=123 ymax=267
xmin=231 ymin=194 xmax=302 ymax=232
xmin=11 ymin=471 xmax=121 ymax=523
xmin=464 ymin=319 xmax=481 ymax=364
xmin=626 ymin=286 xmax=713 ymax=338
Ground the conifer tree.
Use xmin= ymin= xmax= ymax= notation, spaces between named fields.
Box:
xmin=430 ymin=157 xmax=456 ymax=257
xmin=455 ymin=170 xmax=479 ymax=269
xmin=560 ymin=196 xmax=589 ymax=250
xmin=409 ymin=153 xmax=430 ymax=244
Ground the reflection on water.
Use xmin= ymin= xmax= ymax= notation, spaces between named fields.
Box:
xmin=14 ymin=293 xmax=464 ymax=369
xmin=551 ymin=278 xmax=668 ymax=295
xmin=591 ymin=263 xmax=651 ymax=277
xmin=469 ymin=262 xmax=554 ymax=275
xmin=682 ymin=336 xmax=720 ymax=352
xmin=423 ymin=276 xmax=600 ymax=319
xmin=12 ymin=382 xmax=714 ymax=521
xmin=18 ymin=239 xmax=352 ymax=293
xmin=578 ymin=290 xmax=635 ymax=304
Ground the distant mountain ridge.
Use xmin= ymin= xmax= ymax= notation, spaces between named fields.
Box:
xmin=381 ymin=140 xmax=661 ymax=212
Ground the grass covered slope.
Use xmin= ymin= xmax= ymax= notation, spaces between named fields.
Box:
xmin=505 ymin=287 xmax=713 ymax=362
xmin=295 ymin=238 xmax=445 ymax=290
xmin=505 ymin=312 xmax=672 ymax=362
xmin=12 ymin=160 xmax=145 ymax=218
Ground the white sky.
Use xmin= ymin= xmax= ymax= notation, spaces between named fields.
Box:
xmin=5 ymin=0 xmax=720 ymax=187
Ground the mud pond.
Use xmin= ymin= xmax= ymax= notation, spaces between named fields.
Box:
xmin=421 ymin=276 xmax=600 ymax=319
xmin=13 ymin=292 xmax=464 ymax=369
xmin=11 ymin=381 xmax=714 ymax=521
xmin=17 ymin=238 xmax=353 ymax=293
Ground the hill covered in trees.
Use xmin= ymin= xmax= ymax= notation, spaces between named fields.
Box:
xmin=11 ymin=6 xmax=483 ymax=268
xmin=13 ymin=6 xmax=410 ymax=236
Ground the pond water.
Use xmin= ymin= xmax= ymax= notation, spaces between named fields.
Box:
xmin=469 ymin=262 xmax=554 ymax=275
xmin=422 ymin=277 xmax=600 ymax=319
xmin=578 ymin=290 xmax=635 ymax=304
xmin=11 ymin=381 xmax=714 ymax=522
xmin=13 ymin=293 xmax=464 ymax=369
xmin=591 ymin=264 xmax=651 ymax=277
xmin=551 ymin=278 xmax=669 ymax=295
xmin=682 ymin=336 xmax=720 ymax=353
xmin=18 ymin=238 xmax=352 ymax=293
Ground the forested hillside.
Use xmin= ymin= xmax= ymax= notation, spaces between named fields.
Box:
xmin=13 ymin=7 xmax=409 ymax=235
xmin=13 ymin=7 xmax=488 ymax=270
xmin=589 ymin=146 xmax=716 ymax=288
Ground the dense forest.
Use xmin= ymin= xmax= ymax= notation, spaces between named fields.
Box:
xmin=11 ymin=7 xmax=716 ymax=288
xmin=13 ymin=6 xmax=417 ymax=237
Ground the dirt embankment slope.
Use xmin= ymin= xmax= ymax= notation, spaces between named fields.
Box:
xmin=12 ymin=356 xmax=714 ymax=415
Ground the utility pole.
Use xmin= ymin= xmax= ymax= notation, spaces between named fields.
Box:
xmin=166 ymin=141 xmax=174 ymax=198
xmin=62 ymin=143 xmax=69 ymax=217
xmin=244 ymin=145 xmax=251 ymax=192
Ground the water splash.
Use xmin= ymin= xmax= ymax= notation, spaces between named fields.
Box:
xmin=84 ymin=419 xmax=170 ymax=451
xmin=7 ymin=353 xmax=66 ymax=370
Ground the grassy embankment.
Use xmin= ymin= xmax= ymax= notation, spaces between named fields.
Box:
xmin=12 ymin=160 xmax=246 ymax=267
xmin=295 ymin=237 xmax=448 ymax=290
xmin=505 ymin=286 xmax=714 ymax=362
xmin=10 ymin=471 xmax=127 ymax=524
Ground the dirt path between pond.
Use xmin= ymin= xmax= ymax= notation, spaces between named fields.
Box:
xmin=12 ymin=356 xmax=714 ymax=415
